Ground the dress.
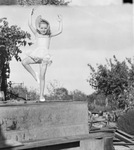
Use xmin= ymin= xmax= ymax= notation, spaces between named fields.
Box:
xmin=28 ymin=37 xmax=52 ymax=65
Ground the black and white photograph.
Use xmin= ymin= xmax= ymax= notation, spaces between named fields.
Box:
xmin=0 ymin=0 xmax=133 ymax=149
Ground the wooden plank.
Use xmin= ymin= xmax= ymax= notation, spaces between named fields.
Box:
xmin=116 ymin=129 xmax=134 ymax=139
xmin=114 ymin=142 xmax=134 ymax=146
xmin=4 ymin=133 xmax=114 ymax=150
xmin=89 ymin=128 xmax=115 ymax=134
xmin=115 ymin=132 xmax=134 ymax=144
xmin=113 ymin=137 xmax=121 ymax=142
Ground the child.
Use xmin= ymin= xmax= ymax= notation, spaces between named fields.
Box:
xmin=21 ymin=8 xmax=63 ymax=102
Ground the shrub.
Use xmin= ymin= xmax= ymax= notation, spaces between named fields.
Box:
xmin=117 ymin=108 xmax=134 ymax=135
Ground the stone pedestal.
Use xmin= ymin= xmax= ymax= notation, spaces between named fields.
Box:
xmin=0 ymin=101 xmax=89 ymax=142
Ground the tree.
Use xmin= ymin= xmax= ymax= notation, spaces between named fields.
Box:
xmin=7 ymin=83 xmax=39 ymax=101
xmin=17 ymin=0 xmax=71 ymax=5
xmin=0 ymin=19 xmax=31 ymax=99
xmin=70 ymin=90 xmax=87 ymax=101
xmin=47 ymin=87 xmax=71 ymax=100
xmin=0 ymin=0 xmax=17 ymax=5
xmin=87 ymin=56 xmax=134 ymax=108
xmin=53 ymin=87 xmax=70 ymax=100
xmin=117 ymin=109 xmax=134 ymax=135
xmin=46 ymin=80 xmax=71 ymax=100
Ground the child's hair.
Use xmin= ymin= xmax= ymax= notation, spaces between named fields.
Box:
xmin=37 ymin=19 xmax=51 ymax=36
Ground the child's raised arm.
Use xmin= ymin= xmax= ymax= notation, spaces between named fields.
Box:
xmin=28 ymin=8 xmax=36 ymax=35
xmin=35 ymin=15 xmax=41 ymax=31
xmin=51 ymin=15 xmax=63 ymax=37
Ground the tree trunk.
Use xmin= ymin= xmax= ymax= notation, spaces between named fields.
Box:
xmin=1 ymin=69 xmax=7 ymax=100
xmin=105 ymin=97 xmax=108 ymax=107
xmin=0 ymin=65 xmax=6 ymax=101
xmin=0 ymin=46 xmax=7 ymax=100
xmin=0 ymin=70 xmax=2 ymax=91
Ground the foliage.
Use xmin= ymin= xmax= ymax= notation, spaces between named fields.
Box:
xmin=47 ymin=80 xmax=88 ymax=101
xmin=47 ymin=88 xmax=88 ymax=101
xmin=47 ymin=87 xmax=71 ymax=100
xmin=7 ymin=84 xmax=39 ymax=101
xmin=87 ymin=56 xmax=134 ymax=108
xmin=70 ymin=90 xmax=87 ymax=101
xmin=51 ymin=87 xmax=71 ymax=100
xmin=0 ymin=19 xmax=32 ymax=97
xmin=17 ymin=0 xmax=70 ymax=5
xmin=87 ymin=92 xmax=114 ymax=111
xmin=88 ymin=104 xmax=112 ymax=112
xmin=47 ymin=80 xmax=62 ymax=95
xmin=0 ymin=46 xmax=7 ymax=87
xmin=0 ymin=0 xmax=17 ymax=5
xmin=117 ymin=109 xmax=134 ymax=135
xmin=0 ymin=19 xmax=31 ymax=62
xmin=46 ymin=80 xmax=71 ymax=100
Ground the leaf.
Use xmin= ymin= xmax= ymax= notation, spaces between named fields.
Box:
xmin=23 ymin=40 xmax=26 ymax=46
xmin=0 ymin=20 xmax=31 ymax=62
xmin=28 ymin=42 xmax=33 ymax=46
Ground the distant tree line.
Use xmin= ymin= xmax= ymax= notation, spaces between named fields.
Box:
xmin=6 ymin=80 xmax=87 ymax=102
xmin=0 ymin=0 xmax=70 ymax=5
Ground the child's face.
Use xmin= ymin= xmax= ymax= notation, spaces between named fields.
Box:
xmin=39 ymin=23 xmax=48 ymax=35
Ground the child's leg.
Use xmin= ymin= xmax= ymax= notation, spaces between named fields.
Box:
xmin=39 ymin=63 xmax=48 ymax=101
xmin=21 ymin=57 xmax=38 ymax=82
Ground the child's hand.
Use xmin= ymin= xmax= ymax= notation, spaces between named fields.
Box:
xmin=57 ymin=15 xmax=62 ymax=22
xmin=36 ymin=15 xmax=42 ymax=22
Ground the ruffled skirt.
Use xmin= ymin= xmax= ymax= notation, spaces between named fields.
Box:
xmin=27 ymin=47 xmax=52 ymax=65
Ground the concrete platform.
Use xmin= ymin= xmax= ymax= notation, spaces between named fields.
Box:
xmin=0 ymin=101 xmax=89 ymax=142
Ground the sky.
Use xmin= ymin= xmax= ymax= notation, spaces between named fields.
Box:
xmin=0 ymin=4 xmax=133 ymax=95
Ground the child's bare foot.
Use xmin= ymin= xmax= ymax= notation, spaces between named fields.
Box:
xmin=39 ymin=98 xmax=46 ymax=102
xmin=39 ymin=96 xmax=46 ymax=102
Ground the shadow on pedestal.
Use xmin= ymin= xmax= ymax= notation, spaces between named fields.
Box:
xmin=0 ymin=126 xmax=12 ymax=149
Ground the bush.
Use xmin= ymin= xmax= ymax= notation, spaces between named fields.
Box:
xmin=17 ymin=0 xmax=70 ymax=5
xmin=71 ymin=90 xmax=87 ymax=101
xmin=7 ymin=85 xmax=39 ymax=101
xmin=88 ymin=104 xmax=112 ymax=112
xmin=117 ymin=109 xmax=134 ymax=135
